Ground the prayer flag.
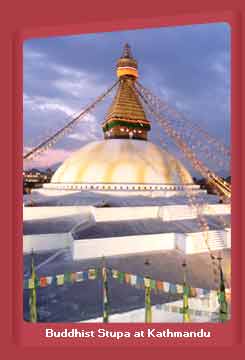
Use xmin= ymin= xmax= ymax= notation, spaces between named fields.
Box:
xmin=156 ymin=280 xmax=163 ymax=292
xmin=64 ymin=272 xmax=71 ymax=283
xmin=39 ymin=276 xmax=48 ymax=288
xmin=56 ymin=274 xmax=65 ymax=286
xmin=88 ymin=268 xmax=97 ymax=280
xmin=150 ymin=279 xmax=156 ymax=290
xmin=130 ymin=274 xmax=137 ymax=286
xmin=118 ymin=271 xmax=125 ymax=284
xmin=70 ymin=272 xmax=77 ymax=283
xmin=189 ymin=287 xmax=197 ymax=297
xmin=169 ymin=283 xmax=177 ymax=294
xmin=163 ymin=282 xmax=170 ymax=293
xmin=176 ymin=284 xmax=183 ymax=294
xmin=76 ymin=272 xmax=84 ymax=282
xmin=124 ymin=273 xmax=131 ymax=284
xmin=112 ymin=269 xmax=119 ymax=279
xmin=46 ymin=276 xmax=53 ymax=285
xmin=83 ymin=271 xmax=88 ymax=281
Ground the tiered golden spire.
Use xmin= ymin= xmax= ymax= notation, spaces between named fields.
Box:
xmin=102 ymin=44 xmax=151 ymax=140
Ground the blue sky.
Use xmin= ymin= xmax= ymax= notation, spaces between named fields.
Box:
xmin=23 ymin=22 xmax=230 ymax=172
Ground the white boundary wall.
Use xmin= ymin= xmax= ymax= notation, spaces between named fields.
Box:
xmin=24 ymin=204 xmax=230 ymax=223
xmin=72 ymin=233 xmax=175 ymax=260
xmin=23 ymin=206 xmax=93 ymax=222
xmin=23 ymin=228 xmax=231 ymax=257
xmin=72 ymin=229 xmax=231 ymax=260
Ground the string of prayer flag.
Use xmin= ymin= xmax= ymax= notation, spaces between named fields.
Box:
xmin=24 ymin=268 xmax=98 ymax=289
xmin=108 ymin=268 xmax=216 ymax=297
xmin=24 ymin=266 xmax=228 ymax=301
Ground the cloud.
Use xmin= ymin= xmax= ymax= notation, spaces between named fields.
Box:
xmin=24 ymin=93 xmax=77 ymax=116
xmin=24 ymin=148 xmax=73 ymax=169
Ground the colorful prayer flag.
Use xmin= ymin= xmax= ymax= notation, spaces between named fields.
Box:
xmin=46 ymin=276 xmax=53 ymax=285
xmin=124 ymin=273 xmax=131 ymax=284
xmin=64 ymin=272 xmax=71 ymax=283
xmin=189 ymin=287 xmax=197 ymax=297
xmin=70 ymin=272 xmax=77 ymax=283
xmin=156 ymin=280 xmax=163 ymax=292
xmin=176 ymin=284 xmax=183 ymax=294
xmin=39 ymin=276 xmax=48 ymax=288
xmin=163 ymin=282 xmax=170 ymax=293
xmin=118 ymin=271 xmax=125 ymax=284
xmin=111 ymin=269 xmax=119 ymax=279
xmin=150 ymin=279 xmax=156 ymax=290
xmin=203 ymin=288 xmax=210 ymax=296
xmin=83 ymin=271 xmax=88 ymax=281
xmin=56 ymin=274 xmax=65 ymax=286
xmin=137 ymin=276 xmax=144 ymax=289
xmin=169 ymin=283 xmax=177 ymax=294
xmin=130 ymin=274 xmax=137 ymax=286
xmin=76 ymin=272 xmax=84 ymax=282
xmin=88 ymin=268 xmax=97 ymax=280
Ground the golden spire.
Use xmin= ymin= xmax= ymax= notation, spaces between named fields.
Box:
xmin=116 ymin=43 xmax=138 ymax=79
xmin=102 ymin=44 xmax=151 ymax=141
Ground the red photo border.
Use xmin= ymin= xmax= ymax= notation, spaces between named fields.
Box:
xmin=1 ymin=0 xmax=244 ymax=357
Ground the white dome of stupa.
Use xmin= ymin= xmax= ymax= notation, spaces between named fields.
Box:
xmin=51 ymin=139 xmax=193 ymax=185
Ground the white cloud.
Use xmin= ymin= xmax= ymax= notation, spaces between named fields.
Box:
xmin=24 ymin=93 xmax=78 ymax=116
xmin=52 ymin=65 xmax=105 ymax=99
xmin=24 ymin=148 xmax=73 ymax=169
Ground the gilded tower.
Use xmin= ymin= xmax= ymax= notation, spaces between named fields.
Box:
xmin=102 ymin=44 xmax=151 ymax=141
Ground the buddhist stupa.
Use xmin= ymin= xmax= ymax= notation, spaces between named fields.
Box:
xmin=50 ymin=44 xmax=193 ymax=189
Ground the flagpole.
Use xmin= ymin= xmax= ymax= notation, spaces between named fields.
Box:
xmin=145 ymin=277 xmax=152 ymax=323
xmin=102 ymin=256 xmax=109 ymax=323
xmin=29 ymin=249 xmax=38 ymax=322
xmin=217 ymin=256 xmax=228 ymax=323
xmin=182 ymin=260 xmax=190 ymax=322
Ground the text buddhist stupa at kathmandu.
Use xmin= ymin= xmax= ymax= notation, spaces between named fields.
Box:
xmin=50 ymin=44 xmax=193 ymax=189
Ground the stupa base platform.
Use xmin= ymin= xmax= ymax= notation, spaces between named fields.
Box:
xmin=43 ymin=182 xmax=205 ymax=197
